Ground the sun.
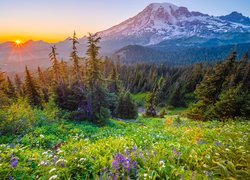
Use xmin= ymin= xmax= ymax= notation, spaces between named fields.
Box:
xmin=14 ymin=39 xmax=23 ymax=47
xmin=15 ymin=40 xmax=21 ymax=44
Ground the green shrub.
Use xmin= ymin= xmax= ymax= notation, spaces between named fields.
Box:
xmin=35 ymin=99 xmax=61 ymax=126
xmin=0 ymin=99 xmax=36 ymax=135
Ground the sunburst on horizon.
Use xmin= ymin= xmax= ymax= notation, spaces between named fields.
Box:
xmin=15 ymin=39 xmax=23 ymax=47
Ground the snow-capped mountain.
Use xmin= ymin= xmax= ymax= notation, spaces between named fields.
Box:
xmin=98 ymin=3 xmax=250 ymax=46
xmin=1 ymin=2 xmax=250 ymax=72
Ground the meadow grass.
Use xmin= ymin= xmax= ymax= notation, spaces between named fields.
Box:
xmin=0 ymin=112 xmax=249 ymax=179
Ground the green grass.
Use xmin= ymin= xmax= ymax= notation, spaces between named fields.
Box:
xmin=0 ymin=114 xmax=249 ymax=179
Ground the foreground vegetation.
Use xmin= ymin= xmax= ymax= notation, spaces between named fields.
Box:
xmin=0 ymin=108 xmax=249 ymax=179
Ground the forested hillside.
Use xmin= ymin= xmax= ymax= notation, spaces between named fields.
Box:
xmin=113 ymin=42 xmax=250 ymax=65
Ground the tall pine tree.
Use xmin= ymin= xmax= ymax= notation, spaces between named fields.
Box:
xmin=85 ymin=33 xmax=111 ymax=124
xmin=24 ymin=66 xmax=42 ymax=107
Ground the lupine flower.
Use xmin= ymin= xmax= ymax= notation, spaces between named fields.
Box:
xmin=214 ymin=141 xmax=220 ymax=146
xmin=132 ymin=146 xmax=137 ymax=151
xmin=53 ymin=157 xmax=58 ymax=165
xmin=10 ymin=157 xmax=18 ymax=168
xmin=172 ymin=148 xmax=181 ymax=157
xmin=112 ymin=153 xmax=137 ymax=176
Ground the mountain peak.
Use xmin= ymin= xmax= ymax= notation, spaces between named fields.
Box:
xmin=229 ymin=11 xmax=243 ymax=17
xmin=148 ymin=2 xmax=179 ymax=10
xmin=219 ymin=11 xmax=250 ymax=25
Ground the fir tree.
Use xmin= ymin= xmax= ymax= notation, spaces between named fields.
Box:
xmin=108 ymin=65 xmax=122 ymax=94
xmin=37 ymin=66 xmax=49 ymax=102
xmin=5 ymin=76 xmax=16 ymax=99
xmin=187 ymin=51 xmax=249 ymax=120
xmin=85 ymin=33 xmax=111 ymax=124
xmin=24 ymin=66 xmax=42 ymax=107
xmin=115 ymin=91 xmax=138 ymax=119
xmin=0 ymin=71 xmax=9 ymax=107
xmin=213 ymin=84 xmax=249 ymax=120
xmin=14 ymin=74 xmax=24 ymax=97
xmin=70 ymin=31 xmax=81 ymax=84
xmin=49 ymin=45 xmax=60 ymax=83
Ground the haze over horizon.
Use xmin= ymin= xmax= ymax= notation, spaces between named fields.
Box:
xmin=1 ymin=0 xmax=250 ymax=43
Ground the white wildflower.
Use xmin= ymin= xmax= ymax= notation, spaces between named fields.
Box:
xmin=79 ymin=158 xmax=86 ymax=162
xmin=55 ymin=159 xmax=67 ymax=165
xmin=49 ymin=168 xmax=57 ymax=174
xmin=39 ymin=161 xmax=45 ymax=166
xmin=57 ymin=149 xmax=63 ymax=154
xmin=49 ymin=175 xmax=58 ymax=180
xmin=40 ymin=134 xmax=44 ymax=138
xmin=159 ymin=160 xmax=165 ymax=168
xmin=42 ymin=151 xmax=48 ymax=155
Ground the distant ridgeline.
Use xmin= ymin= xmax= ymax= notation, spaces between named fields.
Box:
xmin=112 ymin=42 xmax=250 ymax=65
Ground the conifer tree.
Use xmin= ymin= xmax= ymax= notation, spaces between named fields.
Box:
xmin=115 ymin=91 xmax=138 ymax=119
xmin=37 ymin=66 xmax=46 ymax=85
xmin=70 ymin=31 xmax=81 ymax=84
xmin=24 ymin=66 xmax=42 ymax=107
xmin=187 ymin=51 xmax=249 ymax=120
xmin=14 ymin=74 xmax=24 ymax=97
xmin=49 ymin=45 xmax=60 ymax=83
xmin=86 ymin=33 xmax=111 ymax=124
xmin=0 ymin=71 xmax=9 ymax=107
xmin=213 ymin=84 xmax=249 ymax=120
xmin=59 ymin=60 xmax=69 ymax=84
xmin=145 ymin=92 xmax=157 ymax=117
xmin=37 ymin=66 xmax=49 ymax=102
xmin=108 ymin=65 xmax=122 ymax=94
xmin=5 ymin=76 xmax=16 ymax=99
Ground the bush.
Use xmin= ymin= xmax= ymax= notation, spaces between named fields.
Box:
xmin=35 ymin=99 xmax=61 ymax=125
xmin=0 ymin=99 xmax=36 ymax=135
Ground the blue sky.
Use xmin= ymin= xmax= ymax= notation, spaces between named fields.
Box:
xmin=0 ymin=0 xmax=249 ymax=42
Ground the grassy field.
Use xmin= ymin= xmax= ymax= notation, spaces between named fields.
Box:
xmin=0 ymin=110 xmax=249 ymax=179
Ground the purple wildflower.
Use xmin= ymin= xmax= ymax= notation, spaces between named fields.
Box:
xmin=9 ymin=176 xmax=14 ymax=180
xmin=10 ymin=157 xmax=18 ymax=168
xmin=53 ymin=156 xmax=58 ymax=165
xmin=61 ymin=162 xmax=65 ymax=168
xmin=112 ymin=153 xmax=137 ymax=177
xmin=214 ymin=141 xmax=220 ymax=146
xmin=132 ymin=146 xmax=137 ymax=151
xmin=172 ymin=148 xmax=181 ymax=158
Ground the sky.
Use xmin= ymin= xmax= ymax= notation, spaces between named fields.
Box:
xmin=0 ymin=0 xmax=250 ymax=43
